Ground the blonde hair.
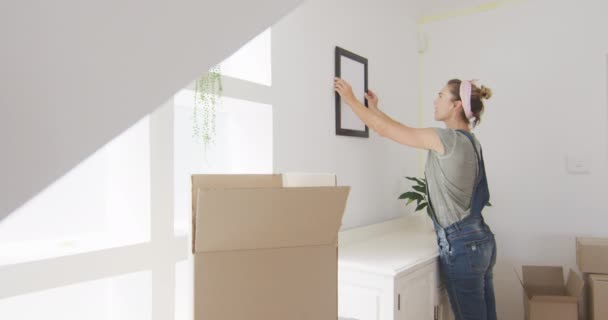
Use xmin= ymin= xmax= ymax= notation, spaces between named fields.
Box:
xmin=447 ymin=79 xmax=492 ymax=127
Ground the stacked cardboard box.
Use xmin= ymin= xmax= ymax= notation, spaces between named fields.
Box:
xmin=190 ymin=173 xmax=350 ymax=320
xmin=576 ymin=238 xmax=608 ymax=320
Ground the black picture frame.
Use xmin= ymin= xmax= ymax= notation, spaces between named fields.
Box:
xmin=335 ymin=46 xmax=369 ymax=138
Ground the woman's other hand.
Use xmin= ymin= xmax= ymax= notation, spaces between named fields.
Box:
xmin=365 ymin=89 xmax=379 ymax=110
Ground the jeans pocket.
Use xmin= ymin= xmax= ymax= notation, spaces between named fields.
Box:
xmin=464 ymin=237 xmax=494 ymax=273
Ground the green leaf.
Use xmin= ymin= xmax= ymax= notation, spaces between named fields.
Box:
xmin=398 ymin=192 xmax=423 ymax=201
xmin=487 ymin=201 xmax=492 ymax=207
xmin=426 ymin=206 xmax=432 ymax=218
xmin=405 ymin=177 xmax=425 ymax=186
xmin=415 ymin=202 xmax=428 ymax=212
xmin=412 ymin=185 xmax=426 ymax=193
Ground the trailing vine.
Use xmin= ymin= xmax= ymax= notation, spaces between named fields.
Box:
xmin=193 ymin=65 xmax=222 ymax=149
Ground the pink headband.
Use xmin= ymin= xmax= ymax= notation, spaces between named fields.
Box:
xmin=459 ymin=80 xmax=476 ymax=121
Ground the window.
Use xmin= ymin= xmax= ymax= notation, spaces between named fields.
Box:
xmin=0 ymin=271 xmax=151 ymax=320
xmin=0 ymin=27 xmax=272 ymax=320
xmin=174 ymin=259 xmax=193 ymax=320
xmin=0 ymin=117 xmax=151 ymax=265
xmin=220 ymin=29 xmax=272 ymax=86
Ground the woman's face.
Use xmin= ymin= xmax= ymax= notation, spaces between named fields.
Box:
xmin=433 ymin=85 xmax=458 ymax=121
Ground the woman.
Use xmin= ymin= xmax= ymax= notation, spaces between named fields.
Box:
xmin=334 ymin=77 xmax=497 ymax=320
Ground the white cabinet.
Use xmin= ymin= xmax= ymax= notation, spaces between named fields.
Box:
xmin=395 ymin=259 xmax=437 ymax=320
xmin=338 ymin=216 xmax=454 ymax=320
xmin=338 ymin=268 xmax=395 ymax=320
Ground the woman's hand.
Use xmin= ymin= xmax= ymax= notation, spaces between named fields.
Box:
xmin=365 ymin=89 xmax=379 ymax=110
xmin=334 ymin=77 xmax=380 ymax=111
xmin=334 ymin=77 xmax=357 ymax=106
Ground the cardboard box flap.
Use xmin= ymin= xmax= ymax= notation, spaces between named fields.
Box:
xmin=191 ymin=174 xmax=283 ymax=189
xmin=514 ymin=265 xmax=525 ymax=287
xmin=523 ymin=266 xmax=565 ymax=290
xmin=531 ymin=295 xmax=579 ymax=304
xmin=590 ymin=274 xmax=608 ymax=282
xmin=191 ymin=175 xmax=283 ymax=248
xmin=577 ymin=237 xmax=608 ymax=247
xmin=565 ymin=269 xmax=583 ymax=298
xmin=525 ymin=286 xmax=566 ymax=298
xmin=193 ymin=186 xmax=350 ymax=253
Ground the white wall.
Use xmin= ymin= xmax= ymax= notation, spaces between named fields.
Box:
xmin=419 ymin=0 xmax=608 ymax=318
xmin=272 ymin=0 xmax=423 ymax=229
xmin=0 ymin=0 xmax=303 ymax=221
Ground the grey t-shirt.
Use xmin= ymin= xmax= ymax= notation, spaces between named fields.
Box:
xmin=425 ymin=128 xmax=480 ymax=228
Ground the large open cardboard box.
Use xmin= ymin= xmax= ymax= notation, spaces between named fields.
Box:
xmin=191 ymin=174 xmax=350 ymax=320
xmin=577 ymin=237 xmax=608 ymax=274
xmin=516 ymin=265 xmax=584 ymax=320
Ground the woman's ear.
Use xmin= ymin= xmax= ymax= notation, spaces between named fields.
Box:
xmin=452 ymin=100 xmax=463 ymax=111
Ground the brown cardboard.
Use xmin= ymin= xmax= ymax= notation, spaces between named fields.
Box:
xmin=517 ymin=265 xmax=584 ymax=320
xmin=194 ymin=187 xmax=347 ymax=253
xmin=577 ymin=237 xmax=608 ymax=274
xmin=192 ymin=174 xmax=283 ymax=189
xmin=191 ymin=174 xmax=350 ymax=320
xmin=194 ymin=245 xmax=336 ymax=320
xmin=589 ymin=274 xmax=608 ymax=320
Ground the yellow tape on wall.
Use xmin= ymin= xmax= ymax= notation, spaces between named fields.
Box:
xmin=418 ymin=0 xmax=526 ymax=25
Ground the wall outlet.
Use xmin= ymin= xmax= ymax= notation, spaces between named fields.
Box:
xmin=566 ymin=153 xmax=591 ymax=174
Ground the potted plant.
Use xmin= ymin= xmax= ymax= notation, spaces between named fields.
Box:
xmin=399 ymin=177 xmax=431 ymax=217
xmin=399 ymin=176 xmax=491 ymax=218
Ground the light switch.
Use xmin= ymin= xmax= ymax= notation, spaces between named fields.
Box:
xmin=566 ymin=153 xmax=591 ymax=174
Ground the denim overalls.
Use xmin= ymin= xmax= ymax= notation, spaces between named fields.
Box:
xmin=425 ymin=129 xmax=497 ymax=320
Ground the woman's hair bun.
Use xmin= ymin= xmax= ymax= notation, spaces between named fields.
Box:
xmin=479 ymin=85 xmax=492 ymax=100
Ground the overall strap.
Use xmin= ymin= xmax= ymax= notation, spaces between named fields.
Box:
xmin=456 ymin=129 xmax=483 ymax=177
xmin=456 ymin=129 xmax=490 ymax=219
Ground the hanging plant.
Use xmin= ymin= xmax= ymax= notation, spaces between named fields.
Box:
xmin=192 ymin=65 xmax=223 ymax=148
